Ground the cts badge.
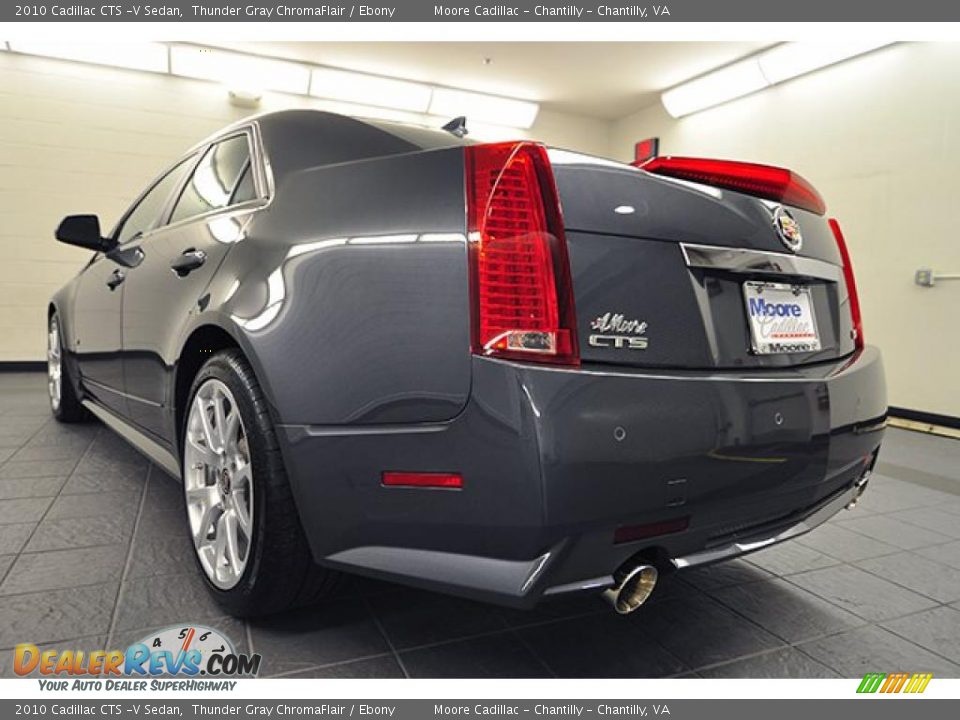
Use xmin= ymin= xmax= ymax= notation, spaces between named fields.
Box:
xmin=773 ymin=206 xmax=803 ymax=252
xmin=589 ymin=334 xmax=649 ymax=350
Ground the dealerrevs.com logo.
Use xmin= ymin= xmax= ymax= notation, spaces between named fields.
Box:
xmin=14 ymin=624 xmax=261 ymax=690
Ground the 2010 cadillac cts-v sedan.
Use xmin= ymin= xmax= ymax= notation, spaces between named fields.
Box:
xmin=48 ymin=110 xmax=886 ymax=616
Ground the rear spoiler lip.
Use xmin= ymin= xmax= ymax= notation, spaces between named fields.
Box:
xmin=637 ymin=155 xmax=827 ymax=216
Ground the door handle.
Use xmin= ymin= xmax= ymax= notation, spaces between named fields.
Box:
xmin=171 ymin=248 xmax=207 ymax=277
xmin=106 ymin=269 xmax=125 ymax=291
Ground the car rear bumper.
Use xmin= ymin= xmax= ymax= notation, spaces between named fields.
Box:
xmin=277 ymin=346 xmax=886 ymax=608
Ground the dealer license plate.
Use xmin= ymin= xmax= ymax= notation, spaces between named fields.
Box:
xmin=743 ymin=281 xmax=821 ymax=355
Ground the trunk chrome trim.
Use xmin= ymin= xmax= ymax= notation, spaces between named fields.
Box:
xmin=671 ymin=482 xmax=858 ymax=569
xmin=81 ymin=399 xmax=180 ymax=478
xmin=680 ymin=243 xmax=841 ymax=283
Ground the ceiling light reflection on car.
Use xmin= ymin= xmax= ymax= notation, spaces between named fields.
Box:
xmin=348 ymin=234 xmax=418 ymax=245
xmin=207 ymin=216 xmax=245 ymax=244
xmin=223 ymin=279 xmax=241 ymax=303
xmin=192 ymin=152 xmax=232 ymax=210
xmin=233 ymin=234 xmax=466 ymax=331
xmin=286 ymin=238 xmax=348 ymax=259
xmin=234 ymin=268 xmax=285 ymax=332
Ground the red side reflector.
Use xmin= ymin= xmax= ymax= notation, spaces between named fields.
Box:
xmin=641 ymin=156 xmax=826 ymax=216
xmin=382 ymin=472 xmax=463 ymax=489
xmin=614 ymin=517 xmax=690 ymax=545
xmin=465 ymin=141 xmax=579 ymax=366
xmin=828 ymin=219 xmax=864 ymax=350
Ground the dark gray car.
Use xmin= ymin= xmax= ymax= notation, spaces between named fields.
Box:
xmin=48 ymin=110 xmax=886 ymax=616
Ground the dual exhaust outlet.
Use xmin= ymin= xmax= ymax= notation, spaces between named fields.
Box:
xmin=601 ymin=563 xmax=659 ymax=615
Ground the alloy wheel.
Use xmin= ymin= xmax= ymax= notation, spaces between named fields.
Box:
xmin=47 ymin=316 xmax=62 ymax=412
xmin=183 ymin=379 xmax=254 ymax=589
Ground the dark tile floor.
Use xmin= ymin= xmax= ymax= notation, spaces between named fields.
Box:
xmin=2 ymin=372 xmax=959 ymax=679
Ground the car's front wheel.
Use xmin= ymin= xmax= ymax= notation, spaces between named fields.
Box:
xmin=48 ymin=312 xmax=87 ymax=423
xmin=182 ymin=349 xmax=340 ymax=616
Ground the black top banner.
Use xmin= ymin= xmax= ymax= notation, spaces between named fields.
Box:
xmin=4 ymin=0 xmax=960 ymax=22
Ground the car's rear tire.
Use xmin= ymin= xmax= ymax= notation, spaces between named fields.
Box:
xmin=182 ymin=348 xmax=341 ymax=617
xmin=48 ymin=312 xmax=88 ymax=423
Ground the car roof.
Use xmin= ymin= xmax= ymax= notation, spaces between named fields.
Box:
xmin=191 ymin=109 xmax=472 ymax=175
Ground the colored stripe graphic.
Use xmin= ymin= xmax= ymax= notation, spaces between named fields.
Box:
xmin=857 ymin=673 xmax=886 ymax=693
xmin=908 ymin=673 xmax=933 ymax=693
xmin=857 ymin=672 xmax=932 ymax=694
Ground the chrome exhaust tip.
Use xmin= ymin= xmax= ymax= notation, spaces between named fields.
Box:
xmin=602 ymin=564 xmax=658 ymax=615
xmin=846 ymin=470 xmax=872 ymax=510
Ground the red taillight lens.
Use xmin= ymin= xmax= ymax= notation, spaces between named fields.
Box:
xmin=828 ymin=218 xmax=864 ymax=350
xmin=465 ymin=141 xmax=578 ymax=365
xmin=640 ymin=156 xmax=826 ymax=216
xmin=382 ymin=472 xmax=463 ymax=489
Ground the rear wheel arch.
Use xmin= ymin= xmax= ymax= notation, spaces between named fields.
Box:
xmin=179 ymin=340 xmax=341 ymax=615
xmin=175 ymin=325 xmax=242 ymax=445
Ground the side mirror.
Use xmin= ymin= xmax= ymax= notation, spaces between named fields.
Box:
xmin=55 ymin=215 xmax=117 ymax=253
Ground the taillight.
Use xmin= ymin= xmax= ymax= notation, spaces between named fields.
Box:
xmin=640 ymin=156 xmax=826 ymax=216
xmin=382 ymin=472 xmax=463 ymax=489
xmin=828 ymin=219 xmax=864 ymax=350
xmin=465 ymin=141 xmax=578 ymax=365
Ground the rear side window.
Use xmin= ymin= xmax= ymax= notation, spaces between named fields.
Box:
xmin=116 ymin=156 xmax=194 ymax=244
xmin=231 ymin=163 xmax=256 ymax=205
xmin=170 ymin=134 xmax=254 ymax=223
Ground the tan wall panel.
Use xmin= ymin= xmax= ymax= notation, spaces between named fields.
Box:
xmin=610 ymin=42 xmax=960 ymax=417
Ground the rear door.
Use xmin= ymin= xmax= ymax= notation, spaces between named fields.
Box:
xmin=72 ymin=158 xmax=194 ymax=418
xmin=121 ymin=129 xmax=265 ymax=443
xmin=70 ymin=255 xmax=126 ymax=416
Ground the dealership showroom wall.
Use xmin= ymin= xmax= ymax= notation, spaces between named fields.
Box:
xmin=1 ymin=41 xmax=959 ymax=679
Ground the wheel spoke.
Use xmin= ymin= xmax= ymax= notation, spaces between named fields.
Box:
xmin=224 ymin=409 xmax=240 ymax=454
xmin=223 ymin=510 xmax=240 ymax=568
xmin=213 ymin=391 xmax=229 ymax=452
xmin=194 ymin=502 xmax=220 ymax=546
xmin=186 ymin=432 xmax=218 ymax=467
xmin=186 ymin=484 xmax=218 ymax=506
xmin=233 ymin=492 xmax=252 ymax=535
xmin=197 ymin=541 xmax=217 ymax=574
xmin=213 ymin=514 xmax=228 ymax=577
xmin=195 ymin=394 xmax=219 ymax=453
xmin=232 ymin=463 xmax=251 ymax=490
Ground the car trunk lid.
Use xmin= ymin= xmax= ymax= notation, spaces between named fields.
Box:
xmin=548 ymin=151 xmax=858 ymax=370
